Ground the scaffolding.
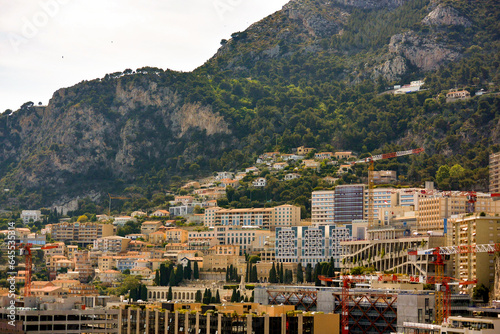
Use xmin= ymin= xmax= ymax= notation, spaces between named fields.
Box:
xmin=334 ymin=291 xmax=398 ymax=334
xmin=266 ymin=290 xmax=318 ymax=311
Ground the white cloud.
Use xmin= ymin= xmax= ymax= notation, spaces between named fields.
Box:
xmin=0 ymin=0 xmax=289 ymax=111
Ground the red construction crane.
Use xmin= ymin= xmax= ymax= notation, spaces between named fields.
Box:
xmin=18 ymin=243 xmax=57 ymax=297
xmin=464 ymin=191 xmax=500 ymax=213
xmin=319 ymin=275 xmax=378 ymax=334
xmin=351 ymin=148 xmax=424 ymax=228
xmin=408 ymin=243 xmax=500 ymax=324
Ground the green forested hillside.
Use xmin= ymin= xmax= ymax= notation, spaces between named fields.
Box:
xmin=0 ymin=0 xmax=499 ymax=209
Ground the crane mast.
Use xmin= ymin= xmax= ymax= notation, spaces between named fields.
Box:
xmin=351 ymin=147 xmax=424 ymax=228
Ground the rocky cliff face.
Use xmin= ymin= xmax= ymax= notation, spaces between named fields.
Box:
xmin=0 ymin=75 xmax=232 ymax=196
xmin=422 ymin=4 xmax=472 ymax=27
xmin=388 ymin=30 xmax=461 ymax=72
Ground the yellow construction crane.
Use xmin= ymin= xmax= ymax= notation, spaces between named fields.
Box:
xmin=351 ymin=148 xmax=424 ymax=228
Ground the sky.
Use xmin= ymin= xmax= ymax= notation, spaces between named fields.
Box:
xmin=0 ymin=0 xmax=290 ymax=112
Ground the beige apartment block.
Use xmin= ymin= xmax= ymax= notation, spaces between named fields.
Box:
xmin=98 ymin=256 xmax=117 ymax=272
xmin=417 ymin=196 xmax=467 ymax=232
xmin=311 ymin=190 xmax=335 ymax=224
xmin=140 ymin=221 xmax=163 ymax=236
xmin=93 ymin=235 xmax=131 ymax=252
xmin=203 ymin=245 xmax=244 ymax=271
xmin=204 ymin=205 xmax=300 ymax=230
xmin=165 ymin=228 xmax=188 ymax=243
xmin=418 ymin=195 xmax=500 ymax=232
xmin=449 ymin=215 xmax=500 ymax=293
xmin=51 ymin=222 xmax=114 ymax=244
xmin=491 ymin=152 xmax=500 ymax=193
xmin=372 ymin=170 xmax=397 ymax=184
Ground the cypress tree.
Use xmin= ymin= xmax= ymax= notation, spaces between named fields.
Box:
xmin=160 ymin=263 xmax=168 ymax=286
xmin=251 ymin=265 xmax=258 ymax=283
xmin=269 ymin=263 xmax=277 ymax=283
xmin=306 ymin=263 xmax=312 ymax=283
xmin=175 ymin=264 xmax=183 ymax=285
xmin=154 ymin=269 xmax=160 ymax=286
xmin=279 ymin=263 xmax=284 ymax=283
xmin=195 ymin=290 xmax=202 ymax=302
xmin=215 ymin=290 xmax=220 ymax=303
xmin=169 ymin=269 xmax=176 ymax=286
xmin=167 ymin=286 xmax=173 ymax=300
xmin=193 ymin=261 xmax=199 ymax=279
xmin=297 ymin=263 xmax=303 ymax=283
xmin=184 ymin=260 xmax=192 ymax=280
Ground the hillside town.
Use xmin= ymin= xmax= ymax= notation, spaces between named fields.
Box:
xmin=1 ymin=148 xmax=500 ymax=333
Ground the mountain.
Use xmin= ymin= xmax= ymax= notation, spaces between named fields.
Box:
xmin=0 ymin=0 xmax=499 ymax=208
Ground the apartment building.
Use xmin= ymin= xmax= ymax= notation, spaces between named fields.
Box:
xmin=490 ymin=152 xmax=500 ymax=193
xmin=275 ymin=224 xmax=352 ymax=267
xmin=21 ymin=210 xmax=42 ymax=224
xmin=417 ymin=195 xmax=468 ymax=232
xmin=140 ymin=221 xmax=163 ymax=236
xmin=51 ymin=222 xmax=114 ymax=245
xmin=93 ymin=236 xmax=131 ymax=253
xmin=371 ymin=170 xmax=397 ymax=184
xmin=204 ymin=205 xmax=300 ymax=230
xmin=74 ymin=251 xmax=95 ymax=283
xmin=207 ymin=226 xmax=272 ymax=255
xmin=449 ymin=215 xmax=500 ymax=293
xmin=203 ymin=245 xmax=244 ymax=271
xmin=165 ymin=228 xmax=189 ymax=243
xmin=334 ymin=184 xmax=365 ymax=223
xmin=364 ymin=188 xmax=398 ymax=225
xmin=311 ymin=190 xmax=335 ymax=224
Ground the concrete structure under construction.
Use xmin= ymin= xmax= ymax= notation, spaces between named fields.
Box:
xmin=341 ymin=235 xmax=445 ymax=277
xmin=118 ymin=303 xmax=339 ymax=334
xmin=255 ymin=285 xmax=471 ymax=333
xmin=0 ymin=298 xmax=119 ymax=334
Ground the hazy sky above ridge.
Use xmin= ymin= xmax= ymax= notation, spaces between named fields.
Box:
xmin=0 ymin=0 xmax=289 ymax=112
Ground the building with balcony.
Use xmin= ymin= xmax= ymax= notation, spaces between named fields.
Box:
xmin=490 ymin=152 xmax=500 ymax=193
xmin=449 ymin=214 xmax=500 ymax=293
xmin=51 ymin=222 xmax=114 ymax=246
xmin=93 ymin=236 xmax=130 ymax=253
xmin=204 ymin=205 xmax=300 ymax=230
xmin=311 ymin=190 xmax=335 ymax=224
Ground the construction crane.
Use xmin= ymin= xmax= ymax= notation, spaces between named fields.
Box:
xmin=108 ymin=193 xmax=130 ymax=215
xmin=351 ymin=147 xmax=425 ymax=228
xmin=319 ymin=275 xmax=378 ymax=334
xmin=18 ymin=243 xmax=57 ymax=297
xmin=408 ymin=243 xmax=500 ymax=324
xmin=465 ymin=191 xmax=500 ymax=213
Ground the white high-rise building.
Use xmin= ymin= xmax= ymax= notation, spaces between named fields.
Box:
xmin=311 ymin=190 xmax=335 ymax=224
